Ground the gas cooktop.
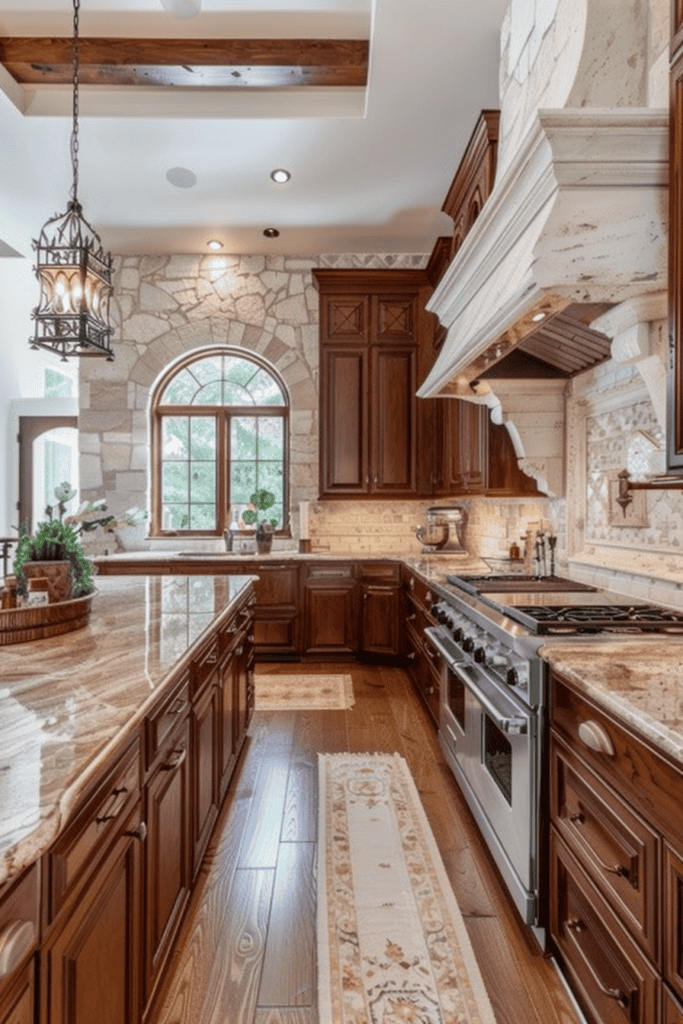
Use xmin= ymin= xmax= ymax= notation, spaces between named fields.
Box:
xmin=509 ymin=603 xmax=683 ymax=635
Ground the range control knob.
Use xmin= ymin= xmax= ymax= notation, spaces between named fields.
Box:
xmin=462 ymin=635 xmax=475 ymax=654
xmin=506 ymin=666 xmax=519 ymax=688
xmin=474 ymin=646 xmax=487 ymax=664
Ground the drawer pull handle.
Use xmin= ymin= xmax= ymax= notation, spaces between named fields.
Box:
xmin=565 ymin=919 xmax=629 ymax=1008
xmin=126 ymin=822 xmax=147 ymax=843
xmin=577 ymin=720 xmax=615 ymax=757
xmin=568 ymin=813 xmax=634 ymax=883
xmin=0 ymin=919 xmax=36 ymax=978
xmin=170 ymin=697 xmax=188 ymax=715
xmin=236 ymin=646 xmax=243 ymax=656
xmin=96 ymin=786 xmax=129 ymax=824
xmin=162 ymin=748 xmax=187 ymax=771
xmin=204 ymin=651 xmax=218 ymax=665
xmin=407 ymin=652 xmax=416 ymax=661
xmin=406 ymin=613 xmax=416 ymax=622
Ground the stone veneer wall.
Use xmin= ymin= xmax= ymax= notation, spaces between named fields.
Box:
xmin=77 ymin=252 xmax=427 ymax=553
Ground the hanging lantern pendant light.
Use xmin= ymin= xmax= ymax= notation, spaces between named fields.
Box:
xmin=30 ymin=0 xmax=114 ymax=361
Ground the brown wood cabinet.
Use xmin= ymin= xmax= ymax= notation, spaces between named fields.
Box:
xmin=143 ymin=714 xmax=191 ymax=1007
xmin=44 ymin=801 xmax=144 ymax=1024
xmin=314 ymin=270 xmax=432 ymax=498
xmin=301 ymin=562 xmax=357 ymax=656
xmin=402 ymin=567 xmax=441 ymax=722
xmin=550 ymin=672 xmax=683 ymax=1024
xmin=358 ymin=561 xmax=402 ymax=657
xmin=0 ymin=582 xmax=256 ymax=1024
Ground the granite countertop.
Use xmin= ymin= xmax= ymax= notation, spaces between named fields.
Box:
xmin=0 ymin=573 xmax=255 ymax=887
xmin=541 ymin=642 xmax=683 ymax=768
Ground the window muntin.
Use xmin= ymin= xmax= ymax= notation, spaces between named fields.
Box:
xmin=153 ymin=350 xmax=288 ymax=536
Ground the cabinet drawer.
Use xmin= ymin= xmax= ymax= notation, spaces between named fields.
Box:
xmin=550 ymin=735 xmax=659 ymax=962
xmin=191 ymin=635 xmax=219 ymax=695
xmin=305 ymin=562 xmax=354 ymax=580
xmin=357 ymin=561 xmax=400 ymax=582
xmin=47 ymin=737 xmax=141 ymax=921
xmin=552 ymin=674 xmax=683 ymax=847
xmin=145 ymin=673 xmax=190 ymax=769
xmin=403 ymin=572 xmax=437 ymax=615
xmin=0 ymin=866 xmax=39 ymax=993
xmin=550 ymin=828 xmax=658 ymax=1024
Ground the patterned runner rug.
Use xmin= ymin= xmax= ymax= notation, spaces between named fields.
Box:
xmin=317 ymin=752 xmax=497 ymax=1024
xmin=254 ymin=673 xmax=354 ymax=710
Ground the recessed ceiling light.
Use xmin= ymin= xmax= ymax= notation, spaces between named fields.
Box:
xmin=207 ymin=239 xmax=223 ymax=250
xmin=270 ymin=169 xmax=291 ymax=184
xmin=263 ymin=228 xmax=280 ymax=238
xmin=166 ymin=166 xmax=197 ymax=188
xmin=160 ymin=0 xmax=201 ymax=18
xmin=531 ymin=312 xmax=546 ymax=322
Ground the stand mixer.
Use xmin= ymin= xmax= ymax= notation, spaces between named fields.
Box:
xmin=415 ymin=505 xmax=467 ymax=553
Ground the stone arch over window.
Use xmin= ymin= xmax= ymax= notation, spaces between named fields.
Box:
xmin=149 ymin=347 xmax=290 ymax=537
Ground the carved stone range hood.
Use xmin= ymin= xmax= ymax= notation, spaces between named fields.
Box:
xmin=417 ymin=0 xmax=669 ymax=495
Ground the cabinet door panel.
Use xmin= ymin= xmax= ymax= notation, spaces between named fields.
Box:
xmin=321 ymin=347 xmax=367 ymax=493
xmin=191 ymin=685 xmax=219 ymax=876
xmin=665 ymin=842 xmax=683 ymax=1005
xmin=302 ymin=580 xmax=357 ymax=656
xmin=375 ymin=295 xmax=416 ymax=343
xmin=322 ymin=294 xmax=370 ymax=343
xmin=550 ymin=736 xmax=659 ymax=962
xmin=46 ymin=816 xmax=142 ymax=1024
xmin=145 ymin=720 xmax=191 ymax=1002
xmin=663 ymin=987 xmax=683 ymax=1024
xmin=550 ymin=829 xmax=658 ymax=1024
xmin=360 ymin=584 xmax=400 ymax=656
xmin=371 ymin=346 xmax=416 ymax=494
xmin=449 ymin=399 xmax=486 ymax=493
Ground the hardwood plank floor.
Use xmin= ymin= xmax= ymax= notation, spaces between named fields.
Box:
xmin=148 ymin=662 xmax=582 ymax=1024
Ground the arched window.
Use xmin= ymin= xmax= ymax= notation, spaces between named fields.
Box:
xmin=150 ymin=349 xmax=289 ymax=536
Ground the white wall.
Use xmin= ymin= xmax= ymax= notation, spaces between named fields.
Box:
xmin=0 ymin=257 xmax=78 ymax=535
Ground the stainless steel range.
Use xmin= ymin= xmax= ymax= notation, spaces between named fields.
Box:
xmin=425 ymin=572 xmax=683 ymax=946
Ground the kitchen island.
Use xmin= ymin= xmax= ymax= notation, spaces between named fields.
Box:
xmin=541 ymin=642 xmax=683 ymax=1024
xmin=0 ymin=573 xmax=256 ymax=1024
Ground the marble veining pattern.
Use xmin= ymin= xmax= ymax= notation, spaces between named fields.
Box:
xmin=0 ymin=574 xmax=254 ymax=886
xmin=540 ymin=642 xmax=683 ymax=766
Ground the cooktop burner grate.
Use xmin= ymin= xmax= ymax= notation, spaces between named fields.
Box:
xmin=513 ymin=603 xmax=683 ymax=635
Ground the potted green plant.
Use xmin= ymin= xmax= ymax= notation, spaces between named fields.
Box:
xmin=13 ymin=482 xmax=145 ymax=602
xmin=241 ymin=489 xmax=278 ymax=555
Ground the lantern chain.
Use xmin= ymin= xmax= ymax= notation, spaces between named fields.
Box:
xmin=70 ymin=0 xmax=80 ymax=205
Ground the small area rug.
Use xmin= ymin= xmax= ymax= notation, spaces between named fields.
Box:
xmin=317 ymin=752 xmax=497 ymax=1024
xmin=254 ymin=673 xmax=355 ymax=711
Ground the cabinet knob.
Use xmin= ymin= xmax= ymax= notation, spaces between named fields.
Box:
xmin=0 ymin=919 xmax=35 ymax=978
xmin=126 ymin=822 xmax=147 ymax=843
xmin=577 ymin=720 xmax=614 ymax=757
xmin=162 ymin=748 xmax=187 ymax=771
xmin=407 ymin=652 xmax=416 ymax=661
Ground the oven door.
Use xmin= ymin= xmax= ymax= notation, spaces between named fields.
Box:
xmin=426 ymin=627 xmax=539 ymax=927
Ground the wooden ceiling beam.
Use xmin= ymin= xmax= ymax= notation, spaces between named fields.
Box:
xmin=0 ymin=37 xmax=369 ymax=88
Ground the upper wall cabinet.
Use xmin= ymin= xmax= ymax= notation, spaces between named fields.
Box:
xmin=314 ymin=270 xmax=434 ymax=498
xmin=440 ymin=110 xmax=500 ymax=265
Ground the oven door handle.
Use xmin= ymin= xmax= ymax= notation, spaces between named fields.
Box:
xmin=425 ymin=627 xmax=529 ymax=736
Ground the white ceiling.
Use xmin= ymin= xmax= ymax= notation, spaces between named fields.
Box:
xmin=0 ymin=0 xmax=509 ymax=258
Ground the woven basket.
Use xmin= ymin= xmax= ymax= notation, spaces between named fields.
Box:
xmin=0 ymin=590 xmax=96 ymax=645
